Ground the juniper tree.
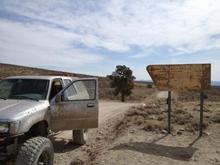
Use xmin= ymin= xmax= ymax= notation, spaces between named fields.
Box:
xmin=108 ymin=65 xmax=135 ymax=102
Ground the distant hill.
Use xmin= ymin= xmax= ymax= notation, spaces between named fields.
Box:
xmin=136 ymin=79 xmax=220 ymax=87
xmin=0 ymin=63 xmax=111 ymax=99
xmin=0 ymin=63 xmax=152 ymax=101
xmin=135 ymin=80 xmax=153 ymax=85
xmin=212 ymin=81 xmax=220 ymax=86
xmin=0 ymin=63 xmax=96 ymax=79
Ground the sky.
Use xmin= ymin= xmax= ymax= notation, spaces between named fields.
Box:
xmin=0 ymin=0 xmax=220 ymax=81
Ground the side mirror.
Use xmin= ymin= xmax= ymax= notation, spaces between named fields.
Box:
xmin=55 ymin=95 xmax=62 ymax=103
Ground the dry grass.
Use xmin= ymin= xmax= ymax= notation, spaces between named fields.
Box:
xmin=185 ymin=118 xmax=209 ymax=133
xmin=143 ymin=120 xmax=166 ymax=131
xmin=114 ymin=101 xmax=167 ymax=135
xmin=114 ymin=99 xmax=220 ymax=136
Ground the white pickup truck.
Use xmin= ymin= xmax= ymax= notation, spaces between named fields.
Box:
xmin=0 ymin=76 xmax=99 ymax=165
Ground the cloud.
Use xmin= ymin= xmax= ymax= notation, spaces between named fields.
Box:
xmin=131 ymin=48 xmax=155 ymax=58
xmin=1 ymin=0 xmax=220 ymax=54
xmin=0 ymin=19 xmax=104 ymax=67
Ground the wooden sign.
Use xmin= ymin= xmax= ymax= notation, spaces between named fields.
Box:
xmin=147 ymin=64 xmax=211 ymax=92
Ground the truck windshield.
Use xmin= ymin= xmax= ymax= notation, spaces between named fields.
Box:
xmin=0 ymin=79 xmax=49 ymax=100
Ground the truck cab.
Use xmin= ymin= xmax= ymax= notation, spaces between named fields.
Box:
xmin=0 ymin=76 xmax=99 ymax=164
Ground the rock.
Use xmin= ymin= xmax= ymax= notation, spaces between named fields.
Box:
xmin=176 ymin=128 xmax=185 ymax=135
xmin=192 ymin=154 xmax=199 ymax=161
xmin=70 ymin=158 xmax=84 ymax=165
xmin=211 ymin=158 xmax=219 ymax=163
xmin=150 ymin=115 xmax=157 ymax=120
xmin=161 ymin=129 xmax=168 ymax=134
xmin=99 ymin=131 xmax=104 ymax=135
xmin=96 ymin=136 xmax=102 ymax=140
xmin=204 ymin=131 xmax=210 ymax=136
xmin=81 ymin=146 xmax=87 ymax=151
xmin=192 ymin=157 xmax=198 ymax=161
xmin=177 ymin=131 xmax=182 ymax=135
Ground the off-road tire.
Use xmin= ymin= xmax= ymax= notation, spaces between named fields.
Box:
xmin=16 ymin=136 xmax=54 ymax=165
xmin=72 ymin=129 xmax=88 ymax=145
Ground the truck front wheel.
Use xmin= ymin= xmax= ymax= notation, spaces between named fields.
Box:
xmin=16 ymin=136 xmax=54 ymax=165
xmin=72 ymin=129 xmax=88 ymax=145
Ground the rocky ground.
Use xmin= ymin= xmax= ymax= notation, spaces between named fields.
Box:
xmin=51 ymin=97 xmax=220 ymax=165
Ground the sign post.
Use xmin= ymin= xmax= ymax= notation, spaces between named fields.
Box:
xmin=199 ymin=92 xmax=204 ymax=137
xmin=167 ymin=91 xmax=171 ymax=134
xmin=147 ymin=64 xmax=211 ymax=137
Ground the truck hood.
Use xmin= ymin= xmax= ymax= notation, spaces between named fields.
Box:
xmin=0 ymin=99 xmax=49 ymax=121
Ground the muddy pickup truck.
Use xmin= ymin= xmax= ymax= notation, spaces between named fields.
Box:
xmin=0 ymin=76 xmax=98 ymax=165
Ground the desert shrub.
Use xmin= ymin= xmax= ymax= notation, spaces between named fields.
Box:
xmin=70 ymin=159 xmax=84 ymax=165
xmin=126 ymin=105 xmax=162 ymax=119
xmin=172 ymin=113 xmax=193 ymax=125
xmin=134 ymin=116 xmax=145 ymax=125
xmin=174 ymin=108 xmax=187 ymax=114
xmin=127 ymin=107 xmax=147 ymax=117
xmin=157 ymin=115 xmax=165 ymax=121
xmin=185 ymin=117 xmax=208 ymax=132
xmin=143 ymin=120 xmax=166 ymax=131
xmin=210 ymin=113 xmax=220 ymax=123
xmin=147 ymin=84 xmax=153 ymax=88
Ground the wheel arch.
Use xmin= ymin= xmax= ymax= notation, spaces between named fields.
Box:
xmin=26 ymin=120 xmax=49 ymax=137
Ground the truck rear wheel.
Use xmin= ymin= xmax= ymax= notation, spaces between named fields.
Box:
xmin=72 ymin=129 xmax=88 ymax=145
xmin=16 ymin=136 xmax=54 ymax=165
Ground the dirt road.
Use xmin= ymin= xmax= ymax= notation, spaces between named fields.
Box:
xmin=90 ymin=100 xmax=220 ymax=165
xmin=52 ymin=100 xmax=140 ymax=164
xmin=53 ymin=100 xmax=220 ymax=165
xmin=98 ymin=100 xmax=140 ymax=123
xmin=54 ymin=100 xmax=139 ymax=138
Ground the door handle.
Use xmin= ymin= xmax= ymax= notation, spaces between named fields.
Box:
xmin=87 ymin=103 xmax=95 ymax=108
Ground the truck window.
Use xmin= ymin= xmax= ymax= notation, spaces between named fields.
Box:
xmin=0 ymin=79 xmax=49 ymax=100
xmin=63 ymin=79 xmax=72 ymax=87
xmin=63 ymin=80 xmax=96 ymax=101
xmin=49 ymin=79 xmax=63 ymax=100
xmin=64 ymin=83 xmax=77 ymax=99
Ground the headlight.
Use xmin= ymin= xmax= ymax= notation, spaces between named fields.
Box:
xmin=9 ymin=122 xmax=20 ymax=135
xmin=0 ymin=123 xmax=9 ymax=133
xmin=0 ymin=122 xmax=20 ymax=134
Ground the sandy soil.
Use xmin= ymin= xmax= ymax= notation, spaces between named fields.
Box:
xmin=51 ymin=98 xmax=220 ymax=165
xmin=98 ymin=101 xmax=140 ymax=123
xmin=91 ymin=124 xmax=220 ymax=165
xmin=51 ymin=100 xmax=140 ymax=165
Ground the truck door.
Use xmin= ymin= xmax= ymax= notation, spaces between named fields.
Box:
xmin=50 ymin=79 xmax=98 ymax=132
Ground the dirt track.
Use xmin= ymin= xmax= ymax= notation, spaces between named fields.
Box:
xmin=52 ymin=99 xmax=220 ymax=165
xmin=52 ymin=100 xmax=140 ymax=164
xmin=98 ymin=100 xmax=140 ymax=123
xmin=52 ymin=100 xmax=139 ymax=139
